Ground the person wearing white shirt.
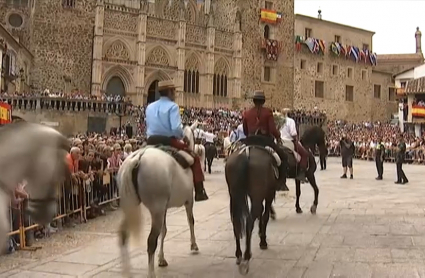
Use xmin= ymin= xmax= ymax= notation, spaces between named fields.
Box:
xmin=203 ymin=129 xmax=216 ymax=144
xmin=194 ymin=126 xmax=205 ymax=144
xmin=279 ymin=108 xmax=309 ymax=183
xmin=229 ymin=125 xmax=239 ymax=143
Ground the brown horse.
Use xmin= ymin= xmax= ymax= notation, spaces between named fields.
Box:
xmin=225 ymin=137 xmax=279 ymax=275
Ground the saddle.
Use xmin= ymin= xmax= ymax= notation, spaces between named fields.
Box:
xmin=146 ymin=136 xmax=195 ymax=169
xmin=236 ymin=136 xmax=282 ymax=179
xmin=280 ymin=139 xmax=301 ymax=168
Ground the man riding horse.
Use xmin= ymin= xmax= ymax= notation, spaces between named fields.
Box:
xmin=242 ymin=90 xmax=289 ymax=191
xmin=279 ymin=108 xmax=309 ymax=183
xmin=145 ymin=80 xmax=209 ymax=202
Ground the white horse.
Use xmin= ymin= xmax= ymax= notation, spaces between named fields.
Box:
xmin=0 ymin=123 xmax=69 ymax=251
xmin=118 ymin=123 xmax=199 ymax=278
xmin=194 ymin=144 xmax=206 ymax=172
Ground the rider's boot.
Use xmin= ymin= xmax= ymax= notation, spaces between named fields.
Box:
xmin=194 ymin=182 xmax=209 ymax=202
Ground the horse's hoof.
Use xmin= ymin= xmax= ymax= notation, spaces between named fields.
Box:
xmin=296 ymin=208 xmax=303 ymax=214
xmin=310 ymin=205 xmax=317 ymax=214
xmin=158 ymin=258 xmax=168 ymax=267
xmin=236 ymin=257 xmax=242 ymax=265
xmin=259 ymin=242 xmax=268 ymax=250
xmin=238 ymin=260 xmax=250 ymax=275
xmin=191 ymin=243 xmax=199 ymax=253
xmin=270 ymin=212 xmax=276 ymax=220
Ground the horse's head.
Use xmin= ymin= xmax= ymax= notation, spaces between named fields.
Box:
xmin=183 ymin=125 xmax=195 ymax=151
xmin=21 ymin=124 xmax=70 ymax=225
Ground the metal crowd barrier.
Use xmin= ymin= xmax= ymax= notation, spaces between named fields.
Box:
xmin=6 ymin=173 xmax=120 ymax=251
xmin=328 ymin=146 xmax=424 ymax=164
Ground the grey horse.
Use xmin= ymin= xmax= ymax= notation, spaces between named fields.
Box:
xmin=117 ymin=123 xmax=199 ymax=278
xmin=225 ymin=137 xmax=280 ymax=275
xmin=0 ymin=122 xmax=69 ymax=252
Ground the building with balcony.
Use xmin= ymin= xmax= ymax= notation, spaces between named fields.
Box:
xmin=293 ymin=13 xmax=396 ymax=121
xmin=0 ymin=0 xmax=295 ymax=109
xmin=0 ymin=23 xmax=33 ymax=95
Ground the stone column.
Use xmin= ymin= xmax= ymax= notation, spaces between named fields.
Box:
xmin=136 ymin=6 xmax=147 ymax=105
xmin=91 ymin=0 xmax=105 ymax=97
xmin=205 ymin=16 xmax=215 ymax=108
xmin=175 ymin=10 xmax=186 ymax=106
xmin=0 ymin=39 xmax=5 ymax=92
xmin=232 ymin=25 xmax=242 ymax=107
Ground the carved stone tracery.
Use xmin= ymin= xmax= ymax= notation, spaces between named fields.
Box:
xmin=185 ymin=54 xmax=199 ymax=70
xmin=214 ymin=58 xmax=228 ymax=74
xmin=105 ymin=41 xmax=130 ymax=60
xmin=186 ymin=24 xmax=206 ymax=44
xmin=146 ymin=47 xmax=170 ymax=66
xmin=215 ymin=30 xmax=233 ymax=49
xmin=147 ymin=17 xmax=176 ymax=39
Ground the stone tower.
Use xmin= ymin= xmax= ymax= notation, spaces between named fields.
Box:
xmin=237 ymin=0 xmax=295 ymax=109
xmin=0 ymin=0 xmax=96 ymax=93
xmin=416 ymin=27 xmax=422 ymax=54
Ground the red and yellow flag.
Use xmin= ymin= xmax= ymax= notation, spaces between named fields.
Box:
xmin=260 ymin=9 xmax=282 ymax=24
xmin=0 ymin=102 xmax=12 ymax=124
xmin=412 ymin=105 xmax=425 ymax=118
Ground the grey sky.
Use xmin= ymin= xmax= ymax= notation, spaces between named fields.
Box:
xmin=294 ymin=0 xmax=425 ymax=55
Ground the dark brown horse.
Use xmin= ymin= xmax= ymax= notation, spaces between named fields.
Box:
xmin=271 ymin=125 xmax=326 ymax=217
xmin=225 ymin=137 xmax=279 ymax=275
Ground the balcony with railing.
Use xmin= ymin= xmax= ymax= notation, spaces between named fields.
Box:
xmin=0 ymin=96 xmax=132 ymax=115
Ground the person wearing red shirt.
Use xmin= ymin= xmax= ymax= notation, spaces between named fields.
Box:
xmin=242 ymin=90 xmax=289 ymax=191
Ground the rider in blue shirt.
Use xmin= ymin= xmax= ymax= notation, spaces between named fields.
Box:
xmin=145 ymin=80 xmax=208 ymax=202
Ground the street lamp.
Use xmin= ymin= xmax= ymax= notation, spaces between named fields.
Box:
xmin=115 ymin=98 xmax=125 ymax=137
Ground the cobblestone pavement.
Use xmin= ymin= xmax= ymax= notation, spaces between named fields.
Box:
xmin=2 ymin=157 xmax=425 ymax=277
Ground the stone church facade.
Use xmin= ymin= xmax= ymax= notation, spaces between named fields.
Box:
xmin=1 ymin=0 xmax=295 ymax=109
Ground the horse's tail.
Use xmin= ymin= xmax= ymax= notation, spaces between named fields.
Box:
xmin=118 ymin=151 xmax=144 ymax=246
xmin=228 ymin=150 xmax=250 ymax=238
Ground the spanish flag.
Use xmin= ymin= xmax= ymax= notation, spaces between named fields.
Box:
xmin=260 ymin=9 xmax=282 ymax=24
xmin=412 ymin=105 xmax=425 ymax=118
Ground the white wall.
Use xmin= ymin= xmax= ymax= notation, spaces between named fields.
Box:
xmin=414 ymin=64 xmax=425 ymax=79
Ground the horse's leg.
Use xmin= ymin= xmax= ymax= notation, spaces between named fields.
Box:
xmin=295 ymin=180 xmax=303 ymax=214
xmin=119 ymin=218 xmax=131 ymax=277
xmin=270 ymin=204 xmax=276 ymax=220
xmin=185 ymin=201 xmax=199 ymax=252
xmin=233 ymin=212 xmax=243 ymax=265
xmin=158 ymin=212 xmax=168 ymax=267
xmin=259 ymin=196 xmax=273 ymax=250
xmin=208 ymin=157 xmax=212 ymax=174
xmin=147 ymin=211 xmax=165 ymax=278
xmin=240 ymin=202 xmax=261 ymax=275
xmin=308 ymin=173 xmax=319 ymax=214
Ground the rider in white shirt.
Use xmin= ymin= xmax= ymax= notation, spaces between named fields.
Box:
xmin=279 ymin=108 xmax=309 ymax=182
xmin=236 ymin=123 xmax=246 ymax=140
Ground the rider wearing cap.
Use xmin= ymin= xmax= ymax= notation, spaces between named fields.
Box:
xmin=145 ymin=80 xmax=208 ymax=202
xmin=242 ymin=90 xmax=289 ymax=191
xmin=280 ymin=108 xmax=309 ymax=182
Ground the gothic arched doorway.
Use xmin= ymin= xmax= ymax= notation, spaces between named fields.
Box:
xmin=106 ymin=76 xmax=125 ymax=96
xmin=147 ymin=80 xmax=160 ymax=104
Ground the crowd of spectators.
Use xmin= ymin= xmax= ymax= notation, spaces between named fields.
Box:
xmin=0 ymin=89 xmax=131 ymax=103
xmin=326 ymin=121 xmax=425 ymax=164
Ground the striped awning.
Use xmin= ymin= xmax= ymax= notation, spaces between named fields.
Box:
xmin=405 ymin=76 xmax=425 ymax=94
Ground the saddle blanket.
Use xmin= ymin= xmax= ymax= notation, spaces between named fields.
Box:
xmin=237 ymin=144 xmax=281 ymax=179
xmin=145 ymin=145 xmax=195 ymax=169
xmin=281 ymin=139 xmax=301 ymax=163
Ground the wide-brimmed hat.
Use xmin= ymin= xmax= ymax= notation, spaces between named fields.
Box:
xmin=281 ymin=108 xmax=291 ymax=113
xmin=158 ymin=80 xmax=180 ymax=91
xmin=252 ymin=90 xmax=265 ymax=100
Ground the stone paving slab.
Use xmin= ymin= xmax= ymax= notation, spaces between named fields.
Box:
xmin=2 ymin=158 xmax=425 ymax=277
